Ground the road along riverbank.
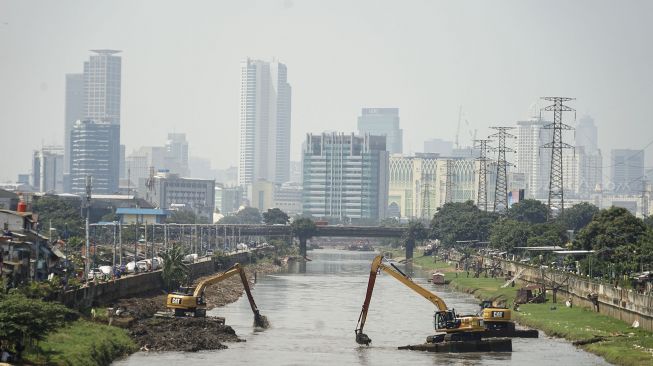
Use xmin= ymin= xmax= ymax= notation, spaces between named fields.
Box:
xmin=410 ymin=254 xmax=653 ymax=366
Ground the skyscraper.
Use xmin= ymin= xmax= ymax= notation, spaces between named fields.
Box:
xmin=83 ymin=50 xmax=122 ymax=125
xmin=611 ymin=149 xmax=644 ymax=194
xmin=70 ymin=120 xmax=121 ymax=195
xmin=63 ymin=73 xmax=84 ymax=192
xmin=302 ymin=132 xmax=389 ymax=221
xmin=239 ymin=58 xmax=292 ymax=185
xmin=515 ymin=117 xmax=552 ymax=199
xmin=165 ymin=133 xmax=189 ymax=176
xmin=357 ymin=108 xmax=403 ymax=154
xmin=575 ymin=115 xmax=598 ymax=154
xmin=33 ymin=146 xmax=64 ymax=193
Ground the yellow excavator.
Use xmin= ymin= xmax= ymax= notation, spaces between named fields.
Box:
xmin=479 ymin=299 xmax=514 ymax=331
xmin=166 ymin=263 xmax=267 ymax=327
xmin=355 ymin=255 xmax=485 ymax=346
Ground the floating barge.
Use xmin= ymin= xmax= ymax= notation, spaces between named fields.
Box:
xmin=399 ymin=338 xmax=512 ymax=353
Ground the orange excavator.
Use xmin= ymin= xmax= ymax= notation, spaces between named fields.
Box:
xmin=166 ymin=263 xmax=267 ymax=327
xmin=355 ymin=255 xmax=485 ymax=346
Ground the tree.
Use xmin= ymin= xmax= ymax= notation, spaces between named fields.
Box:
xmin=166 ymin=210 xmax=208 ymax=224
xmin=527 ymin=222 xmax=568 ymax=248
xmin=489 ymin=219 xmax=531 ymax=252
xmin=31 ymin=195 xmax=83 ymax=238
xmin=430 ymin=201 xmax=498 ymax=246
xmin=263 ymin=208 xmax=290 ymax=225
xmin=0 ymin=292 xmax=78 ymax=360
xmin=557 ymin=202 xmax=600 ymax=232
xmin=643 ymin=215 xmax=653 ymax=230
xmin=403 ymin=220 xmax=428 ymax=259
xmin=161 ymin=244 xmax=189 ymax=290
xmin=291 ymin=218 xmax=317 ymax=256
xmin=575 ymin=207 xmax=647 ymax=252
xmin=506 ymin=199 xmax=549 ymax=224
xmin=217 ymin=215 xmax=242 ymax=224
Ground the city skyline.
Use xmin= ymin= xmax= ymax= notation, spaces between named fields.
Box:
xmin=1 ymin=1 xmax=652 ymax=183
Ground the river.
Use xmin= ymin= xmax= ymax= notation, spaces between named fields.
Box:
xmin=115 ymin=249 xmax=609 ymax=365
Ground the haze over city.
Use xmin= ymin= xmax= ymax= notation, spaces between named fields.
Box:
xmin=1 ymin=0 xmax=652 ymax=182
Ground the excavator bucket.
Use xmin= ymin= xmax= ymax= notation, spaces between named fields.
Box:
xmin=356 ymin=332 xmax=372 ymax=346
xmin=254 ymin=312 xmax=270 ymax=328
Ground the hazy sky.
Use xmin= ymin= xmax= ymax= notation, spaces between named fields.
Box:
xmin=1 ymin=0 xmax=652 ymax=182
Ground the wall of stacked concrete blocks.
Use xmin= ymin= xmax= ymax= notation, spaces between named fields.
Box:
xmin=491 ymin=258 xmax=653 ymax=332
xmin=59 ymin=248 xmax=270 ymax=308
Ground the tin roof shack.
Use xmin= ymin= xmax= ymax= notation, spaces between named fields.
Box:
xmin=0 ymin=210 xmax=63 ymax=283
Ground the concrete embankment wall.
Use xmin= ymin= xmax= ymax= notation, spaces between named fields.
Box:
xmin=488 ymin=258 xmax=653 ymax=332
xmin=61 ymin=248 xmax=272 ymax=308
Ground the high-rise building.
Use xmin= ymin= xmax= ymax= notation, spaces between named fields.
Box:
xmin=388 ymin=154 xmax=486 ymax=219
xmin=32 ymin=146 xmax=64 ymax=193
xmin=70 ymin=120 xmax=121 ymax=195
xmin=423 ymin=138 xmax=453 ymax=156
xmin=63 ymin=73 xmax=84 ymax=188
xmin=141 ymin=172 xmax=215 ymax=221
xmin=239 ymin=58 xmax=292 ymax=185
xmin=358 ymin=108 xmax=403 ymax=154
xmin=302 ymin=133 xmax=389 ymax=222
xmin=83 ymin=50 xmax=122 ymax=125
xmin=611 ymin=149 xmax=644 ymax=194
xmin=575 ymin=115 xmax=598 ymax=154
xmin=124 ymin=153 xmax=150 ymax=191
xmin=165 ymin=133 xmax=189 ymax=176
xmin=515 ymin=117 xmax=552 ymax=199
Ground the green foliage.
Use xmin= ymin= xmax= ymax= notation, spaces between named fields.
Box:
xmin=161 ymin=244 xmax=189 ymax=290
xmin=31 ymin=195 xmax=83 ymax=238
xmin=218 ymin=206 xmax=262 ymax=224
xmin=24 ymin=319 xmax=137 ymax=366
xmin=430 ymin=201 xmax=498 ymax=246
xmin=0 ymin=292 xmax=78 ymax=358
xmin=166 ymin=210 xmax=208 ymax=224
xmin=506 ymin=199 xmax=549 ymax=224
xmin=403 ymin=220 xmax=428 ymax=254
xmin=643 ymin=215 xmax=653 ymax=229
xmin=489 ymin=219 xmax=531 ymax=252
xmin=527 ymin=222 xmax=568 ymax=247
xmin=290 ymin=217 xmax=317 ymax=240
xmin=262 ymin=208 xmax=290 ymax=225
xmin=574 ymin=207 xmax=648 ymax=277
xmin=557 ymin=202 xmax=600 ymax=231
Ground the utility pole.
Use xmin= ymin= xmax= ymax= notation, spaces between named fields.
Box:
xmin=84 ymin=175 xmax=92 ymax=281
xmin=489 ymin=127 xmax=516 ymax=213
xmin=541 ymin=97 xmax=575 ymax=219
xmin=475 ymin=139 xmax=492 ymax=211
xmin=118 ymin=221 xmax=122 ymax=266
xmin=445 ymin=160 xmax=454 ymax=204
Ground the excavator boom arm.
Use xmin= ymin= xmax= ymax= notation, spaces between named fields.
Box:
xmin=192 ymin=263 xmax=261 ymax=316
xmin=355 ymin=255 xmax=448 ymax=338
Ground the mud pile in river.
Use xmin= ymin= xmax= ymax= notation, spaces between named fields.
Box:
xmin=129 ymin=317 xmax=242 ymax=352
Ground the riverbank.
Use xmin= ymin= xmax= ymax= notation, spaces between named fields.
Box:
xmin=411 ymin=254 xmax=653 ymax=366
xmin=23 ymin=319 xmax=137 ymax=366
xmin=23 ymin=258 xmax=283 ymax=365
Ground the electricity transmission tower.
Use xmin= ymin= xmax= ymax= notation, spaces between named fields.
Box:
xmin=541 ymin=97 xmax=575 ymax=219
xmin=489 ymin=127 xmax=516 ymax=213
xmin=445 ymin=160 xmax=454 ymax=204
xmin=475 ymin=139 xmax=492 ymax=211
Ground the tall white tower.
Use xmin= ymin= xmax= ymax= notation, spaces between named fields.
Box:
xmin=239 ymin=58 xmax=292 ymax=185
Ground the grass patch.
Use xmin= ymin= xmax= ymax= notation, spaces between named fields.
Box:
xmin=24 ymin=319 xmax=137 ymax=366
xmin=407 ymin=255 xmax=653 ymax=366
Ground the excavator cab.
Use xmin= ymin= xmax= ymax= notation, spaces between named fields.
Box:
xmin=434 ymin=310 xmax=460 ymax=330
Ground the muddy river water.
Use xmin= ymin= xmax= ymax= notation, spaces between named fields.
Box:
xmin=115 ymin=249 xmax=609 ymax=365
